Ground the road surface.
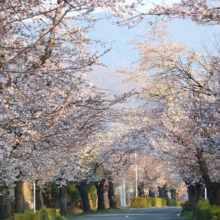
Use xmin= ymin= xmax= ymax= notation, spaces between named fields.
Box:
xmin=72 ymin=207 xmax=187 ymax=220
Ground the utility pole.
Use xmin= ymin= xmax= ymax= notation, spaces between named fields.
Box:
xmin=123 ymin=179 xmax=126 ymax=209
xmin=135 ymin=151 xmax=138 ymax=198
xmin=34 ymin=181 xmax=36 ymax=213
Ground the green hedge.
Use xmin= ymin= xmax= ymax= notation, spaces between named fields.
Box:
xmin=56 ymin=216 xmax=63 ymax=220
xmin=177 ymin=201 xmax=183 ymax=207
xmin=196 ymin=199 xmax=220 ymax=220
xmin=13 ymin=208 xmax=62 ymax=220
xmin=164 ymin=198 xmax=177 ymax=206
xmin=43 ymin=208 xmax=56 ymax=219
xmin=130 ymin=197 xmax=149 ymax=208
xmin=14 ymin=213 xmax=31 ymax=220
xmin=130 ymin=197 xmax=181 ymax=208
xmin=155 ymin=198 xmax=166 ymax=207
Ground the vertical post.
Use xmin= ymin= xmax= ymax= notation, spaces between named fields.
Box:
xmin=129 ymin=188 xmax=131 ymax=207
xmin=135 ymin=151 xmax=138 ymax=198
xmin=34 ymin=181 xmax=36 ymax=213
xmin=123 ymin=179 xmax=126 ymax=209
xmin=205 ymin=187 xmax=207 ymax=200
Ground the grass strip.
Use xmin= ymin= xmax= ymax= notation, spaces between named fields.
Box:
xmin=64 ymin=207 xmax=122 ymax=219
xmin=180 ymin=211 xmax=193 ymax=220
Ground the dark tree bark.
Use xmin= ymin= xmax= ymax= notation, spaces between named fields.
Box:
xmin=195 ymin=183 xmax=204 ymax=203
xmin=76 ymin=182 xmax=91 ymax=212
xmin=108 ymin=181 xmax=117 ymax=208
xmin=158 ymin=186 xmax=162 ymax=197
xmin=138 ymin=182 xmax=145 ymax=197
xmin=149 ymin=187 xmax=155 ymax=197
xmin=170 ymin=189 xmax=179 ymax=201
xmin=36 ymin=184 xmax=44 ymax=210
xmin=51 ymin=187 xmax=60 ymax=209
xmin=187 ymin=185 xmax=195 ymax=205
xmin=42 ymin=183 xmax=52 ymax=208
xmin=95 ymin=179 xmax=106 ymax=211
xmin=158 ymin=184 xmax=168 ymax=198
xmin=197 ymin=149 xmax=220 ymax=206
xmin=14 ymin=180 xmax=24 ymax=213
xmin=170 ymin=189 xmax=175 ymax=200
xmin=187 ymin=183 xmax=204 ymax=206
xmin=193 ymin=183 xmax=204 ymax=219
xmin=0 ymin=183 xmax=12 ymax=220
xmin=59 ymin=185 xmax=67 ymax=215
xmin=176 ymin=192 xmax=179 ymax=201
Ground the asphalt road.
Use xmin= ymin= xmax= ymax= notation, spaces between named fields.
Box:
xmin=72 ymin=207 xmax=187 ymax=220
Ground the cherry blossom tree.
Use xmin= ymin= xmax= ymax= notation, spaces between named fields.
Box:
xmin=0 ymin=0 xmax=136 ymax=218
xmin=118 ymin=21 xmax=220 ymax=207
xmin=110 ymin=0 xmax=220 ymax=27
xmin=0 ymin=0 xmax=131 ymax=182
xmin=148 ymin=0 xmax=220 ymax=26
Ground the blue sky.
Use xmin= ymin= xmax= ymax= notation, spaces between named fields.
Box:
xmin=87 ymin=16 xmax=219 ymax=69
xmin=75 ymin=2 xmax=220 ymax=106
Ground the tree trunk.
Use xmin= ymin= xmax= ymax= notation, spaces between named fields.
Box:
xmin=191 ymin=183 xmax=204 ymax=219
xmin=163 ymin=186 xmax=168 ymax=198
xmin=158 ymin=186 xmax=162 ymax=198
xmin=170 ymin=189 xmax=175 ymax=200
xmin=108 ymin=181 xmax=117 ymax=208
xmin=208 ymin=183 xmax=220 ymax=206
xmin=158 ymin=184 xmax=168 ymax=198
xmin=95 ymin=179 xmax=106 ymax=211
xmin=23 ymin=182 xmax=34 ymax=210
xmin=76 ymin=182 xmax=91 ymax=212
xmin=195 ymin=183 xmax=204 ymax=203
xmin=176 ymin=192 xmax=179 ymax=201
xmin=197 ymin=149 xmax=220 ymax=205
xmin=170 ymin=189 xmax=179 ymax=201
xmin=59 ymin=185 xmax=67 ymax=215
xmin=42 ymin=182 xmax=52 ymax=208
xmin=15 ymin=181 xmax=24 ymax=213
xmin=187 ymin=185 xmax=195 ymax=205
xmin=138 ymin=182 xmax=145 ymax=197
xmin=51 ymin=188 xmax=60 ymax=209
xmin=187 ymin=183 xmax=203 ymax=205
xmin=0 ymin=183 xmax=12 ymax=220
xmin=36 ymin=185 xmax=44 ymax=210
xmin=149 ymin=187 xmax=155 ymax=197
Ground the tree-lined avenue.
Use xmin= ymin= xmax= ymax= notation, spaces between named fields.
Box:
xmin=73 ymin=207 xmax=187 ymax=220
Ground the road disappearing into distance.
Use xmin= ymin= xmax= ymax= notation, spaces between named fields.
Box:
xmin=73 ymin=207 xmax=187 ymax=220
